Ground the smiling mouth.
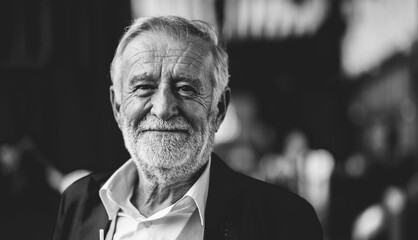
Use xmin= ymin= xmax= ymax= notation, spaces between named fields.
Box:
xmin=143 ymin=129 xmax=189 ymax=134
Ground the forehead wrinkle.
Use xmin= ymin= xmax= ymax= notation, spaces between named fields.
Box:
xmin=176 ymin=42 xmax=212 ymax=79
xmin=177 ymin=42 xmax=192 ymax=62
xmin=126 ymin=39 xmax=209 ymax=62
xmin=127 ymin=51 xmax=205 ymax=66
xmin=137 ymin=56 xmax=204 ymax=65
xmin=124 ymin=58 xmax=153 ymax=85
xmin=128 ymin=49 xmax=192 ymax=58
xmin=176 ymin=42 xmax=211 ymax=66
xmin=122 ymin=35 xmax=213 ymax=84
xmin=125 ymin=58 xmax=203 ymax=84
xmin=128 ymin=46 xmax=202 ymax=58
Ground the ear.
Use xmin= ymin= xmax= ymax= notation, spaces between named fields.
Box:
xmin=110 ymin=86 xmax=123 ymax=129
xmin=215 ymin=87 xmax=231 ymax=132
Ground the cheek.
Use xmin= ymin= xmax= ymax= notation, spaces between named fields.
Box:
xmin=181 ymin=103 xmax=212 ymax=131
xmin=122 ymin=97 xmax=150 ymax=126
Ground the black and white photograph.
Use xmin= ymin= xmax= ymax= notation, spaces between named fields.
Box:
xmin=1 ymin=0 xmax=418 ymax=239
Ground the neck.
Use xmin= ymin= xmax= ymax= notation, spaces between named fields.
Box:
xmin=131 ymin=162 xmax=207 ymax=217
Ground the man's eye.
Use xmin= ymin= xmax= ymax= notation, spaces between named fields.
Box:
xmin=135 ymin=84 xmax=155 ymax=91
xmin=132 ymin=84 xmax=156 ymax=96
xmin=177 ymin=85 xmax=197 ymax=95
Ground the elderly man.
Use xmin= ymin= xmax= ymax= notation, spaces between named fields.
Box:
xmin=52 ymin=16 xmax=322 ymax=240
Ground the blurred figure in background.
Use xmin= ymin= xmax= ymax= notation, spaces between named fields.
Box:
xmin=259 ymin=130 xmax=308 ymax=191
xmin=259 ymin=130 xmax=334 ymax=229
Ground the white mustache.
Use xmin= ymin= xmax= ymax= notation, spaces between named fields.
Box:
xmin=137 ymin=115 xmax=192 ymax=132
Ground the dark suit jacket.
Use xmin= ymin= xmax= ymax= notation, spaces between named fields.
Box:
xmin=53 ymin=154 xmax=323 ymax=240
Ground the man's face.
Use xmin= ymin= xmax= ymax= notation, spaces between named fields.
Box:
xmin=111 ymin=32 xmax=225 ymax=180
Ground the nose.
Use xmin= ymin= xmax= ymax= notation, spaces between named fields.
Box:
xmin=150 ymin=84 xmax=178 ymax=120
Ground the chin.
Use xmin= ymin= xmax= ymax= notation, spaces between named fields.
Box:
xmin=121 ymin=114 xmax=216 ymax=181
xmin=135 ymin=131 xmax=194 ymax=165
xmin=135 ymin=141 xmax=193 ymax=169
xmin=131 ymin=141 xmax=209 ymax=183
xmin=128 ymin=133 xmax=214 ymax=182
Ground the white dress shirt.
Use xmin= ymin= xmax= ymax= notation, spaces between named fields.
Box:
xmin=99 ymin=159 xmax=211 ymax=240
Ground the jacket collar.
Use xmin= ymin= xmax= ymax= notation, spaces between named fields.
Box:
xmin=78 ymin=153 xmax=243 ymax=240
xmin=204 ymin=153 xmax=244 ymax=240
xmin=79 ymin=173 xmax=112 ymax=240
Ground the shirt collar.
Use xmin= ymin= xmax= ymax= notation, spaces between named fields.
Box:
xmin=99 ymin=158 xmax=211 ymax=226
xmin=99 ymin=159 xmax=137 ymax=220
xmin=183 ymin=158 xmax=211 ymax=225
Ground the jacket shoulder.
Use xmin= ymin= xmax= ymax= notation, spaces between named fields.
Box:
xmin=53 ymin=172 xmax=111 ymax=240
xmin=229 ymin=172 xmax=323 ymax=239
xmin=241 ymin=174 xmax=304 ymax=202
xmin=61 ymin=172 xmax=111 ymax=202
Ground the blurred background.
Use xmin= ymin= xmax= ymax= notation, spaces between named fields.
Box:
xmin=1 ymin=0 xmax=418 ymax=239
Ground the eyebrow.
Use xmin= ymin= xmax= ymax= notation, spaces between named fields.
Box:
xmin=128 ymin=73 xmax=205 ymax=89
xmin=174 ymin=75 xmax=203 ymax=89
xmin=128 ymin=74 xmax=154 ymax=86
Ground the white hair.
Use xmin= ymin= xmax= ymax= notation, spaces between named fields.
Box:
xmin=110 ymin=16 xmax=229 ymax=106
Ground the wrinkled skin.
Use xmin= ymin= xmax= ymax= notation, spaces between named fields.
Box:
xmin=109 ymin=32 xmax=229 ymax=216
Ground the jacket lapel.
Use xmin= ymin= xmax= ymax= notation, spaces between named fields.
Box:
xmin=204 ymin=154 xmax=244 ymax=240
xmin=80 ymin=203 xmax=110 ymax=240
xmin=79 ymin=174 xmax=112 ymax=240
xmin=74 ymin=155 xmax=242 ymax=240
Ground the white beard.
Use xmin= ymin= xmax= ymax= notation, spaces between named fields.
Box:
xmin=121 ymin=113 xmax=216 ymax=184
